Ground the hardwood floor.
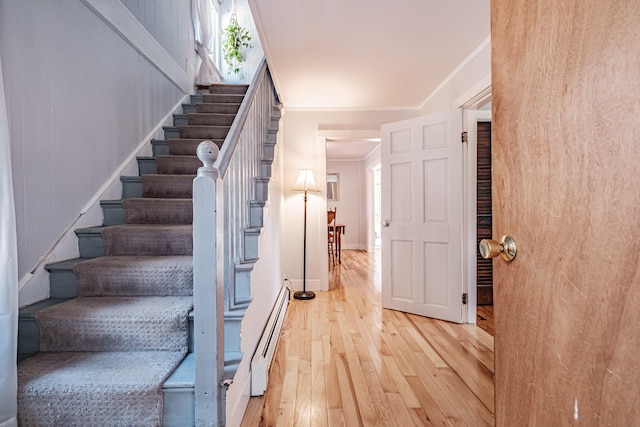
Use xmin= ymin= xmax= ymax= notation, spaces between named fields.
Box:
xmin=241 ymin=250 xmax=494 ymax=426
xmin=475 ymin=305 xmax=494 ymax=337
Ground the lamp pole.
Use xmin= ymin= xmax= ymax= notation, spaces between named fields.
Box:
xmin=295 ymin=188 xmax=315 ymax=300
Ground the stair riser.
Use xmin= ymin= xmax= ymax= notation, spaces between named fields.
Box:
xmin=19 ymin=312 xmax=200 ymax=358
xmin=18 ymin=308 xmax=195 ymax=355
xmin=103 ymin=230 xmax=193 ymax=256
xmin=255 ymin=178 xmax=270 ymax=203
xmin=48 ymin=269 xmax=78 ymax=298
xmin=142 ymin=177 xmax=194 ymax=199
xmin=260 ymin=160 xmax=272 ymax=178
xmin=123 ymin=200 xmax=193 ymax=225
xmin=250 ymin=203 xmax=264 ymax=228
xmin=244 ymin=229 xmax=260 ymax=262
xmin=163 ymin=389 xmax=195 ymax=427
xmin=202 ymin=94 xmax=245 ymax=104
xmin=179 ymin=126 xmax=230 ymax=140
xmin=207 ymin=84 xmax=248 ymax=95
xmin=17 ymin=318 xmax=39 ymax=359
xmin=168 ymin=139 xmax=223 ymax=156
xmin=187 ymin=114 xmax=235 ymax=126
xmin=138 ymin=157 xmax=158 ymax=175
xmin=196 ymin=103 xmax=241 ymax=114
xmin=163 ymin=126 xmax=181 ymax=139
xmin=156 ymin=157 xmax=202 ymax=175
xmin=173 ymin=115 xmax=189 ymax=126
xmin=182 ymin=103 xmax=197 ymax=114
xmin=101 ymin=200 xmax=126 ymax=226
xmin=38 ymin=319 xmax=189 ymax=352
xmin=76 ymin=231 xmax=105 ymax=258
xmin=121 ymin=176 xmax=142 ymax=199
xmin=152 ymin=140 xmax=170 ymax=156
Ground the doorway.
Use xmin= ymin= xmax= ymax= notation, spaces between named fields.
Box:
xmin=462 ymin=94 xmax=492 ymax=329
xmin=475 ymin=120 xmax=493 ymax=335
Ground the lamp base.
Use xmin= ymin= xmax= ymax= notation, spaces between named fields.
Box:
xmin=293 ymin=290 xmax=316 ymax=300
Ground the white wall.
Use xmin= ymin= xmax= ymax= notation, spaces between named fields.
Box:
xmin=121 ymin=0 xmax=196 ymax=72
xmin=326 ymin=160 xmax=366 ymax=250
xmin=280 ymin=110 xmax=417 ymax=292
xmin=226 ymin=113 xmax=285 ymax=427
xmin=0 ymin=0 xmax=198 ymax=305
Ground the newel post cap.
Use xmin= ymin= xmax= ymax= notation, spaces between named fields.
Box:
xmin=197 ymin=141 xmax=220 ymax=179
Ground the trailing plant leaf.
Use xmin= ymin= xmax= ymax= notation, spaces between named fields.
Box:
xmin=222 ymin=15 xmax=252 ymax=75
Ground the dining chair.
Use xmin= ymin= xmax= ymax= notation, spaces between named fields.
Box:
xmin=327 ymin=208 xmax=337 ymax=266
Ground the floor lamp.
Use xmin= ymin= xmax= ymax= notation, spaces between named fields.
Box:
xmin=291 ymin=169 xmax=320 ymax=300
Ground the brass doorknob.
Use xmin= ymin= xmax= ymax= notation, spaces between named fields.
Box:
xmin=479 ymin=235 xmax=517 ymax=262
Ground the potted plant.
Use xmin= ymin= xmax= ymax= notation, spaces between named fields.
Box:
xmin=222 ymin=14 xmax=252 ymax=76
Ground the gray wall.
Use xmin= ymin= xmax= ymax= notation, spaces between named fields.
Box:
xmin=0 ymin=0 xmax=197 ymax=284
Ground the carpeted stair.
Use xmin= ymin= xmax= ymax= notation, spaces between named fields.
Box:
xmin=17 ymin=83 xmax=249 ymax=426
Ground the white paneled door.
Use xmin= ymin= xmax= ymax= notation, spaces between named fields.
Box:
xmin=381 ymin=111 xmax=464 ymax=323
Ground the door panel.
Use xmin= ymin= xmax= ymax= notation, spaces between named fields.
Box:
xmin=381 ymin=110 xmax=463 ymax=323
xmin=492 ymin=1 xmax=640 ymax=424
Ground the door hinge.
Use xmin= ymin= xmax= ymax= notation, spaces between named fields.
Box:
xmin=462 ymin=293 xmax=468 ymax=305
xmin=461 ymin=131 xmax=468 ymax=143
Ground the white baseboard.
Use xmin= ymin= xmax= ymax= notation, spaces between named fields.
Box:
xmin=341 ymin=243 xmax=366 ymax=251
xmin=290 ymin=278 xmax=322 ymax=292
xmin=226 ymin=370 xmax=251 ymax=427
xmin=0 ymin=416 xmax=17 ymax=427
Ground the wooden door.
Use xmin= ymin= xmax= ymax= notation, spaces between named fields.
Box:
xmin=492 ymin=1 xmax=640 ymax=424
xmin=381 ymin=111 xmax=464 ymax=323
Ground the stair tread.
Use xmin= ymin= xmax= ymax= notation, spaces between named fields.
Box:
xmin=102 ymin=224 xmax=193 ymax=256
xmin=74 ymin=255 xmax=193 ymax=297
xmin=18 ymin=351 xmax=187 ymax=426
xmin=36 ymin=296 xmax=193 ymax=352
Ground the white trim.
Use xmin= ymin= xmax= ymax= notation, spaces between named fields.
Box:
xmin=317 ymin=129 xmax=380 ymax=139
xmin=463 ymin=109 xmax=492 ymax=324
xmin=226 ymin=372 xmax=251 ymax=427
xmin=285 ymin=105 xmax=420 ymax=112
xmin=0 ymin=417 xmax=17 ymax=427
xmin=455 ymin=75 xmax=492 ymax=109
xmin=420 ymin=37 xmax=492 ymax=111
xmin=81 ymin=0 xmax=190 ymax=93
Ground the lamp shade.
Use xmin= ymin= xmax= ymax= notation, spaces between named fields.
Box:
xmin=291 ymin=169 xmax=320 ymax=192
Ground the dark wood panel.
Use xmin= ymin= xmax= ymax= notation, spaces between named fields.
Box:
xmin=477 ymin=121 xmax=493 ymax=305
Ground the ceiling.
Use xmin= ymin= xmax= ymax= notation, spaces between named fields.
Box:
xmin=248 ymin=0 xmax=491 ymax=159
xmin=325 ymin=138 xmax=380 ymax=161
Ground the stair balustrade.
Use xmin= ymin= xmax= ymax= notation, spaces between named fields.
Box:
xmin=192 ymin=58 xmax=281 ymax=426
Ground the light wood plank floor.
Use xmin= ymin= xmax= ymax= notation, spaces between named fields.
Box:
xmin=241 ymin=250 xmax=494 ymax=426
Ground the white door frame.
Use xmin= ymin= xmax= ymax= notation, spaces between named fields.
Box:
xmin=457 ymin=82 xmax=492 ymax=323
xmin=366 ymin=162 xmax=381 ymax=254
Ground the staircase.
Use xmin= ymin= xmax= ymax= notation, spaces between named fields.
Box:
xmin=16 ymin=83 xmax=269 ymax=426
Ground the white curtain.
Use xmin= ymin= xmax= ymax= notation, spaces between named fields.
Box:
xmin=192 ymin=0 xmax=224 ymax=85
xmin=0 ymin=53 xmax=18 ymax=427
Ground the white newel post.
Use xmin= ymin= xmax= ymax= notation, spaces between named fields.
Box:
xmin=193 ymin=141 xmax=225 ymax=426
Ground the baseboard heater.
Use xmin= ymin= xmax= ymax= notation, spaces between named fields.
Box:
xmin=250 ymin=285 xmax=290 ymax=396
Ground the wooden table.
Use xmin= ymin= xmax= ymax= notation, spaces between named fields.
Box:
xmin=329 ymin=223 xmax=345 ymax=264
